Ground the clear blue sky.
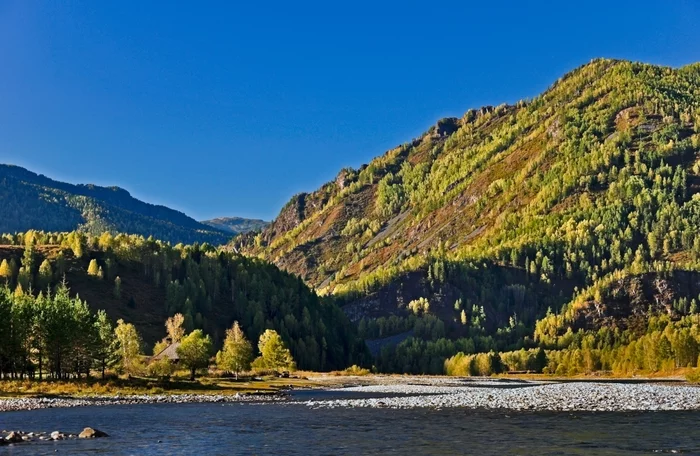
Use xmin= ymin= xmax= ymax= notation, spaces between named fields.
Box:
xmin=1 ymin=1 xmax=698 ymax=221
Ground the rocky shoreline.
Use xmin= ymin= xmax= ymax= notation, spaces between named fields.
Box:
xmin=0 ymin=392 xmax=284 ymax=412
xmin=297 ymin=380 xmax=700 ymax=412
xmin=1 ymin=427 xmax=108 ymax=446
xmin=3 ymin=378 xmax=699 ymax=413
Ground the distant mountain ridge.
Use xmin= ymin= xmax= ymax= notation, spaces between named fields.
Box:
xmin=0 ymin=164 xmax=231 ymax=245
xmin=200 ymin=216 xmax=268 ymax=234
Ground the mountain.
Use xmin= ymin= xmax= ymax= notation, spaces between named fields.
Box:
xmin=237 ymin=59 xmax=700 ymax=371
xmin=0 ymin=164 xmax=231 ymax=245
xmin=201 ymin=217 xmax=268 ymax=234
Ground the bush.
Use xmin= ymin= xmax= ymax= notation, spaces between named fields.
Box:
xmin=147 ymin=358 xmax=175 ymax=378
xmin=686 ymin=368 xmax=700 ymax=384
xmin=333 ymin=365 xmax=371 ymax=376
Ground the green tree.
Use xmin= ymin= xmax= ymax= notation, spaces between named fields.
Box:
xmin=114 ymin=319 xmax=143 ymax=375
xmin=17 ymin=267 xmax=31 ymax=291
xmin=256 ymin=329 xmax=294 ymax=371
xmin=216 ymin=321 xmax=253 ymax=379
xmin=22 ymin=243 xmax=35 ymax=276
xmin=148 ymin=357 xmax=175 ymax=378
xmin=177 ymin=329 xmax=213 ymax=380
xmin=152 ymin=338 xmax=170 ymax=356
xmin=93 ymin=310 xmax=115 ymax=379
xmin=534 ymin=347 xmax=548 ymax=373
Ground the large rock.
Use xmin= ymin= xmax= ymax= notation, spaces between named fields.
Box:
xmin=78 ymin=427 xmax=108 ymax=439
xmin=5 ymin=431 xmax=23 ymax=443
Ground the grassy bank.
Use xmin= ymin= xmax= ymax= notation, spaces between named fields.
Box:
xmin=0 ymin=373 xmax=320 ymax=398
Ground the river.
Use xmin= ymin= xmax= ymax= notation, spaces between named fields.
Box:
xmin=2 ymin=389 xmax=700 ymax=455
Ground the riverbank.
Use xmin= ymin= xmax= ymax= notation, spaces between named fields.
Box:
xmin=0 ymin=374 xmax=318 ymax=396
xmin=0 ymin=392 xmax=284 ymax=412
xmin=0 ymin=374 xmax=318 ymax=412
xmin=2 ymin=374 xmax=698 ymax=413
xmin=298 ymin=378 xmax=700 ymax=411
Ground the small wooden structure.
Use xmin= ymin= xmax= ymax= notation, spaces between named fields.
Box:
xmin=150 ymin=342 xmax=181 ymax=363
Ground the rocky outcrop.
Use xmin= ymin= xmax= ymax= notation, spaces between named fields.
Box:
xmin=270 ymin=193 xmax=308 ymax=237
xmin=432 ymin=117 xmax=461 ymax=138
xmin=335 ymin=168 xmax=356 ymax=191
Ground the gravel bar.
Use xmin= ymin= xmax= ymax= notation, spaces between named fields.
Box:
xmin=297 ymin=382 xmax=700 ymax=411
xmin=0 ymin=393 xmax=282 ymax=412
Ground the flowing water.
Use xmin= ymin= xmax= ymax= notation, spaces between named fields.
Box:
xmin=2 ymin=390 xmax=700 ymax=455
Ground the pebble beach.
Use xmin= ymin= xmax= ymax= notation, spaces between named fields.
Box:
xmin=298 ymin=380 xmax=700 ymax=412
xmin=0 ymin=392 xmax=282 ymax=412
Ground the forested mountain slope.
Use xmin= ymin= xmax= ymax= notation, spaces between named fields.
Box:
xmin=237 ymin=59 xmax=700 ymax=372
xmin=0 ymin=230 xmax=367 ymax=371
xmin=0 ymin=165 xmax=231 ymax=245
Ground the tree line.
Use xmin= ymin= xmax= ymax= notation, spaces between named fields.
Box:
xmin=0 ymin=229 xmax=369 ymax=372
xmin=0 ymin=283 xmax=113 ymax=379
xmin=0 ymin=277 xmax=298 ymax=381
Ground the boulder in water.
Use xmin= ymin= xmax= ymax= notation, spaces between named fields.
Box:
xmin=79 ymin=427 xmax=108 ymax=439
xmin=5 ymin=432 xmax=23 ymax=443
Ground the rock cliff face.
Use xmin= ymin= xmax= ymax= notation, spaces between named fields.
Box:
xmin=266 ymin=193 xmax=309 ymax=239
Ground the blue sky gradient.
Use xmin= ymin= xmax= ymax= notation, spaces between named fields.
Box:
xmin=1 ymin=1 xmax=699 ymax=220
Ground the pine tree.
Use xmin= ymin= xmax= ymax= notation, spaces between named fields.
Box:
xmin=93 ymin=310 xmax=116 ymax=379
xmin=17 ymin=267 xmax=31 ymax=290
xmin=22 ymin=243 xmax=35 ymax=274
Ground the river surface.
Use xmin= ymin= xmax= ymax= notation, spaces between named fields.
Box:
xmin=2 ymin=390 xmax=700 ymax=455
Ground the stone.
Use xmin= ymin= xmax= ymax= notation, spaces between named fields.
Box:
xmin=78 ymin=427 xmax=108 ymax=439
xmin=5 ymin=431 xmax=23 ymax=443
xmin=50 ymin=431 xmax=65 ymax=440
